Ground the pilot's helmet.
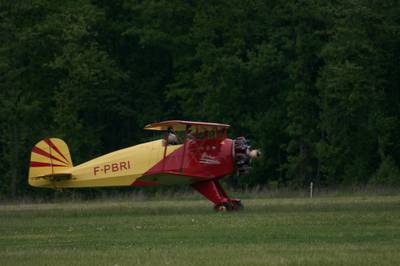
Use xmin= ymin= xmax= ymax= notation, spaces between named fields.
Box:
xmin=168 ymin=133 xmax=178 ymax=144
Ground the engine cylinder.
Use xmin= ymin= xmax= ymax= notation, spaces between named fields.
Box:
xmin=234 ymin=137 xmax=251 ymax=175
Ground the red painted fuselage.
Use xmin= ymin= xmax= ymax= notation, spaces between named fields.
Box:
xmin=135 ymin=138 xmax=234 ymax=186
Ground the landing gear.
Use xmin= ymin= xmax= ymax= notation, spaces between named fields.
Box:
xmin=230 ymin=199 xmax=244 ymax=210
xmin=213 ymin=199 xmax=244 ymax=212
xmin=191 ymin=180 xmax=244 ymax=212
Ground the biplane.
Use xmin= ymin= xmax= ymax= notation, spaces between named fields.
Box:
xmin=28 ymin=120 xmax=260 ymax=211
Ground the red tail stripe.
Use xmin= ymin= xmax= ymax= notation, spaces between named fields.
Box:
xmin=32 ymin=146 xmax=67 ymax=165
xmin=44 ymin=139 xmax=69 ymax=163
xmin=30 ymin=161 xmax=66 ymax=167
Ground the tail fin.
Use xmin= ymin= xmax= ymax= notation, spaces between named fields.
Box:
xmin=28 ymin=138 xmax=73 ymax=186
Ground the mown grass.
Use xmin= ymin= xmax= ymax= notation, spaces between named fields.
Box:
xmin=0 ymin=195 xmax=399 ymax=265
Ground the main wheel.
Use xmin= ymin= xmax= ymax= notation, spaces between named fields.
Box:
xmin=230 ymin=199 xmax=244 ymax=211
xmin=214 ymin=204 xmax=227 ymax=212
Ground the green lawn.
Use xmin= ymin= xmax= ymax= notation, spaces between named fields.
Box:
xmin=0 ymin=195 xmax=399 ymax=265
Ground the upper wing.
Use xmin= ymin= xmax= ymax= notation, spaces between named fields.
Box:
xmin=144 ymin=120 xmax=230 ymax=132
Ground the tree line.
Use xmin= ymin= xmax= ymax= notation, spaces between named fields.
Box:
xmin=1 ymin=0 xmax=399 ymax=198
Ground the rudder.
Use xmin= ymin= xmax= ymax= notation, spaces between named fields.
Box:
xmin=29 ymin=138 xmax=73 ymax=186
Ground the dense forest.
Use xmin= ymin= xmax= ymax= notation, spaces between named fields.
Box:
xmin=1 ymin=0 xmax=399 ymax=198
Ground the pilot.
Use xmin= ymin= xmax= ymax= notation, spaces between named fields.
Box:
xmin=185 ymin=126 xmax=194 ymax=140
xmin=167 ymin=127 xmax=178 ymax=145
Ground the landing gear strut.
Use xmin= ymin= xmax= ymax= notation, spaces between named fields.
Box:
xmin=192 ymin=180 xmax=244 ymax=211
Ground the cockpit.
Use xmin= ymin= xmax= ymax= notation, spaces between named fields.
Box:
xmin=143 ymin=121 xmax=229 ymax=147
xmin=165 ymin=125 xmax=228 ymax=146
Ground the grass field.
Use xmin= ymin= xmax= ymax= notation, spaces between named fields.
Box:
xmin=1 ymin=195 xmax=400 ymax=265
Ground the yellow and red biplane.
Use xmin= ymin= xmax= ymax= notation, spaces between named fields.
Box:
xmin=28 ymin=120 xmax=260 ymax=210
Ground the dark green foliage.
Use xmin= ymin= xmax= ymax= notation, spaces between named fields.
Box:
xmin=0 ymin=0 xmax=399 ymax=197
